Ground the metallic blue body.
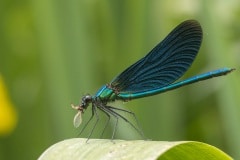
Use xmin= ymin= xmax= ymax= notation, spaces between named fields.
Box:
xmin=94 ymin=20 xmax=233 ymax=102
xmin=116 ymin=68 xmax=232 ymax=100
xmin=95 ymin=67 xmax=233 ymax=102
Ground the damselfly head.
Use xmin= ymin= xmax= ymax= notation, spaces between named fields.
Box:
xmin=81 ymin=94 xmax=92 ymax=109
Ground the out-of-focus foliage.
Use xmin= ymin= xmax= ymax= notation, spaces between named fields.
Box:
xmin=0 ymin=0 xmax=239 ymax=159
xmin=0 ymin=75 xmax=17 ymax=136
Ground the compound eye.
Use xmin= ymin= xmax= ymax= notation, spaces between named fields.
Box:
xmin=85 ymin=95 xmax=92 ymax=102
xmin=82 ymin=95 xmax=92 ymax=105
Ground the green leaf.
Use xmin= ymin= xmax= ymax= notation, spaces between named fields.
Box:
xmin=38 ymin=138 xmax=232 ymax=160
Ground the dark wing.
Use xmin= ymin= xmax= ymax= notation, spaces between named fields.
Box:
xmin=110 ymin=20 xmax=202 ymax=93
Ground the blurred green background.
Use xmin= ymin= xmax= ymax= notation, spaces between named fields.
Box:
xmin=0 ymin=0 xmax=240 ymax=159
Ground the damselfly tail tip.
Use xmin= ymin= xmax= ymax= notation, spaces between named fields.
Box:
xmin=227 ymin=68 xmax=236 ymax=74
xmin=221 ymin=68 xmax=236 ymax=75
